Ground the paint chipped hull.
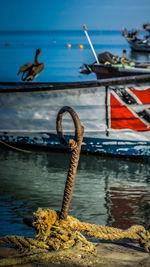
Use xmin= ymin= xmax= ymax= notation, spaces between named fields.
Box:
xmin=0 ymin=75 xmax=150 ymax=158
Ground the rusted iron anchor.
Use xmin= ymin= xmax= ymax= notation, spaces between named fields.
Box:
xmin=56 ymin=106 xmax=84 ymax=220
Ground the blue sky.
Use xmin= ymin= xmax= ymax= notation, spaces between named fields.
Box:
xmin=0 ymin=0 xmax=150 ymax=31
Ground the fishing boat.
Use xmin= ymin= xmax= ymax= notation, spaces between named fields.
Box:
xmin=122 ymin=28 xmax=150 ymax=52
xmin=81 ymin=25 xmax=150 ymax=79
xmin=0 ymin=75 xmax=150 ymax=159
xmin=80 ymin=61 xmax=150 ymax=79
xmin=123 ymin=36 xmax=150 ymax=52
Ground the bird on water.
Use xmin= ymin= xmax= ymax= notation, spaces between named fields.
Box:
xmin=18 ymin=48 xmax=44 ymax=81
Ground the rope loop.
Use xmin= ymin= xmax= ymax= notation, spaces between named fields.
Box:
xmin=56 ymin=106 xmax=84 ymax=151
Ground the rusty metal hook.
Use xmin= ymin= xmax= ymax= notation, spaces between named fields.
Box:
xmin=56 ymin=106 xmax=84 ymax=220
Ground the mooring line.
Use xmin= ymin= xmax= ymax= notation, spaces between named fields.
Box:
xmin=0 ymin=140 xmax=31 ymax=153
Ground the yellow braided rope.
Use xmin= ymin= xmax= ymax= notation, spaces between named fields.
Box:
xmin=0 ymin=235 xmax=49 ymax=250
xmin=0 ymin=208 xmax=150 ymax=266
xmin=32 ymin=208 xmax=150 ymax=253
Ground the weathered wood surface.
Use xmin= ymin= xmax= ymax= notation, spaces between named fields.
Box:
xmin=0 ymin=241 xmax=150 ymax=267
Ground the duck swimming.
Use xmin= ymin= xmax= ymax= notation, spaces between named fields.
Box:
xmin=18 ymin=49 xmax=44 ymax=81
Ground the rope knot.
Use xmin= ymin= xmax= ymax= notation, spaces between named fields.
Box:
xmin=68 ymin=139 xmax=78 ymax=151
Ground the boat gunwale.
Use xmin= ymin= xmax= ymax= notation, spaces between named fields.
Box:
xmin=0 ymin=74 xmax=150 ymax=93
xmin=91 ymin=63 xmax=150 ymax=73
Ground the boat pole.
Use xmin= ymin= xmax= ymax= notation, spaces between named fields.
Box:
xmin=83 ymin=24 xmax=100 ymax=64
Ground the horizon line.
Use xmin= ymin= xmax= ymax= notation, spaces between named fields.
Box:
xmin=0 ymin=28 xmax=145 ymax=32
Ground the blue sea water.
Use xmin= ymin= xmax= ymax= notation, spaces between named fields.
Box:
xmin=0 ymin=30 xmax=150 ymax=82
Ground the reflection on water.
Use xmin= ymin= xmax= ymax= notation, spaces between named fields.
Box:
xmin=129 ymin=50 xmax=150 ymax=62
xmin=0 ymin=147 xmax=150 ymax=238
xmin=110 ymin=186 xmax=150 ymax=229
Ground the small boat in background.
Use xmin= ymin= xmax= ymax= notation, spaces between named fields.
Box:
xmin=81 ymin=25 xmax=150 ymax=79
xmin=81 ymin=62 xmax=150 ymax=79
xmin=122 ymin=28 xmax=150 ymax=52
xmin=125 ymin=39 xmax=150 ymax=52
xmin=80 ymin=51 xmax=150 ymax=79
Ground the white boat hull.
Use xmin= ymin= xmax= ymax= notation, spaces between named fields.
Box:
xmin=0 ymin=76 xmax=150 ymax=158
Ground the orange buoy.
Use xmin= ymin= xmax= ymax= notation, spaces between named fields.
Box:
xmin=78 ymin=44 xmax=83 ymax=49
xmin=67 ymin=43 xmax=71 ymax=48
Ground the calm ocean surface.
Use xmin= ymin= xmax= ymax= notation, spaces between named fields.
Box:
xmin=0 ymin=30 xmax=150 ymax=239
xmin=0 ymin=147 xmax=150 ymax=238
xmin=0 ymin=30 xmax=150 ymax=82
